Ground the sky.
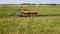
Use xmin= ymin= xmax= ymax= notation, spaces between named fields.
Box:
xmin=0 ymin=0 xmax=60 ymax=4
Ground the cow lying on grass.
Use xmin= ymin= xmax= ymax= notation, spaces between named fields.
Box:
xmin=20 ymin=11 xmax=38 ymax=17
xmin=20 ymin=11 xmax=38 ymax=14
xmin=19 ymin=11 xmax=38 ymax=17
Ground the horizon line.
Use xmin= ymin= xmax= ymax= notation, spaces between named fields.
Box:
xmin=0 ymin=3 xmax=60 ymax=4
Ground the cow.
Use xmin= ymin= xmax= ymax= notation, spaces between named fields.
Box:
xmin=20 ymin=11 xmax=38 ymax=15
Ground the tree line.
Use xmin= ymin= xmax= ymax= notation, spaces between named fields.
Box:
xmin=0 ymin=3 xmax=60 ymax=6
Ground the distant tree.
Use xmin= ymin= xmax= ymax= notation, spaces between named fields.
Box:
xmin=39 ymin=4 xmax=44 ymax=5
xmin=21 ymin=3 xmax=31 ymax=5
xmin=31 ymin=4 xmax=36 ymax=5
xmin=49 ymin=4 xmax=57 ymax=5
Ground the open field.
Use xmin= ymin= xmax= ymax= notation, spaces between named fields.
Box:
xmin=0 ymin=5 xmax=60 ymax=34
xmin=0 ymin=5 xmax=60 ymax=16
xmin=0 ymin=16 xmax=60 ymax=34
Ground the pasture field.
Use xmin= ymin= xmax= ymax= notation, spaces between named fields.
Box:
xmin=0 ymin=5 xmax=60 ymax=34
xmin=0 ymin=16 xmax=60 ymax=34
xmin=0 ymin=5 xmax=60 ymax=16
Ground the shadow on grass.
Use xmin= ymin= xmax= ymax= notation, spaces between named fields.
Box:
xmin=0 ymin=14 xmax=60 ymax=18
xmin=13 ymin=14 xmax=60 ymax=17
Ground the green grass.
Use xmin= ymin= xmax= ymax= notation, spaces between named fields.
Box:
xmin=0 ymin=16 xmax=60 ymax=34
xmin=0 ymin=5 xmax=60 ymax=34
xmin=0 ymin=5 xmax=60 ymax=16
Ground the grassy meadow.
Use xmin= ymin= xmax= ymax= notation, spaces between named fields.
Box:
xmin=0 ymin=5 xmax=60 ymax=34
xmin=0 ymin=5 xmax=60 ymax=16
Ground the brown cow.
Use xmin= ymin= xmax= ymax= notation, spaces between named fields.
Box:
xmin=20 ymin=11 xmax=38 ymax=14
